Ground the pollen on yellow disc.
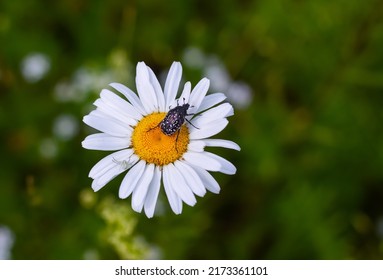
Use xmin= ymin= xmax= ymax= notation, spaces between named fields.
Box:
xmin=131 ymin=113 xmax=189 ymax=166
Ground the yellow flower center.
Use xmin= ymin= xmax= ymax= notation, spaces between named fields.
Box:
xmin=131 ymin=113 xmax=189 ymax=166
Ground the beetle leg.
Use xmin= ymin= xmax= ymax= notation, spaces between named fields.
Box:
xmin=175 ymin=129 xmax=180 ymax=153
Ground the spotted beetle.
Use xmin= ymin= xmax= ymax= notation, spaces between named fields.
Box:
xmin=161 ymin=103 xmax=188 ymax=135
xmin=149 ymin=99 xmax=199 ymax=151
xmin=160 ymin=99 xmax=199 ymax=135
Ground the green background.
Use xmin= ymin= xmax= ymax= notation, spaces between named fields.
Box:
xmin=1 ymin=0 xmax=383 ymax=259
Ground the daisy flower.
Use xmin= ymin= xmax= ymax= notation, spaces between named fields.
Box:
xmin=82 ymin=61 xmax=240 ymax=218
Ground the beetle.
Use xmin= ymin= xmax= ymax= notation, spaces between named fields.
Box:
xmin=161 ymin=103 xmax=189 ymax=135
xmin=149 ymin=99 xmax=199 ymax=151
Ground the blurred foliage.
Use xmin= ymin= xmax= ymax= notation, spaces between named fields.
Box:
xmin=1 ymin=0 xmax=383 ymax=259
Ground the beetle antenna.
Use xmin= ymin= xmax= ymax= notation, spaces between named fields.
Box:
xmin=186 ymin=119 xmax=199 ymax=129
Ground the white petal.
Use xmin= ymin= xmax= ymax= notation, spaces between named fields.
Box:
xmin=185 ymin=150 xmax=237 ymax=175
xmin=94 ymin=99 xmax=137 ymax=127
xmin=86 ymin=108 xmax=107 ymax=119
xmin=91 ymin=179 xmax=102 ymax=191
xmin=166 ymin=164 xmax=196 ymax=206
xmin=144 ymin=166 xmax=161 ymax=218
xmin=163 ymin=165 xmax=183 ymax=214
xmin=179 ymin=82 xmax=191 ymax=104
xmin=131 ymin=164 xmax=155 ymax=213
xmin=100 ymin=89 xmax=142 ymax=120
xmin=164 ymin=62 xmax=182 ymax=108
xmin=88 ymin=108 xmax=136 ymax=129
xmin=192 ymin=103 xmax=233 ymax=127
xmin=82 ymin=133 xmax=130 ymax=151
xmin=201 ymin=139 xmax=241 ymax=151
xmin=169 ymin=81 xmax=192 ymax=109
xmin=188 ymin=78 xmax=210 ymax=114
xmin=91 ymin=153 xmax=138 ymax=191
xmin=119 ymin=160 xmax=146 ymax=199
xmin=203 ymin=152 xmax=237 ymax=175
xmin=183 ymin=151 xmax=222 ymax=172
xmin=109 ymin=82 xmax=146 ymax=115
xmin=187 ymin=141 xmax=205 ymax=152
xmin=112 ymin=154 xmax=139 ymax=172
xmin=195 ymin=92 xmax=226 ymax=113
xmin=83 ymin=113 xmax=132 ymax=137
xmin=174 ymin=161 xmax=206 ymax=197
xmin=189 ymin=118 xmax=228 ymax=140
xmin=89 ymin=149 xmax=134 ymax=178
xmin=184 ymin=150 xmax=235 ymax=177
xmin=147 ymin=66 xmax=165 ymax=111
xmin=190 ymin=165 xmax=221 ymax=194
xmin=136 ymin=62 xmax=158 ymax=113
xmin=91 ymin=165 xmax=126 ymax=192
